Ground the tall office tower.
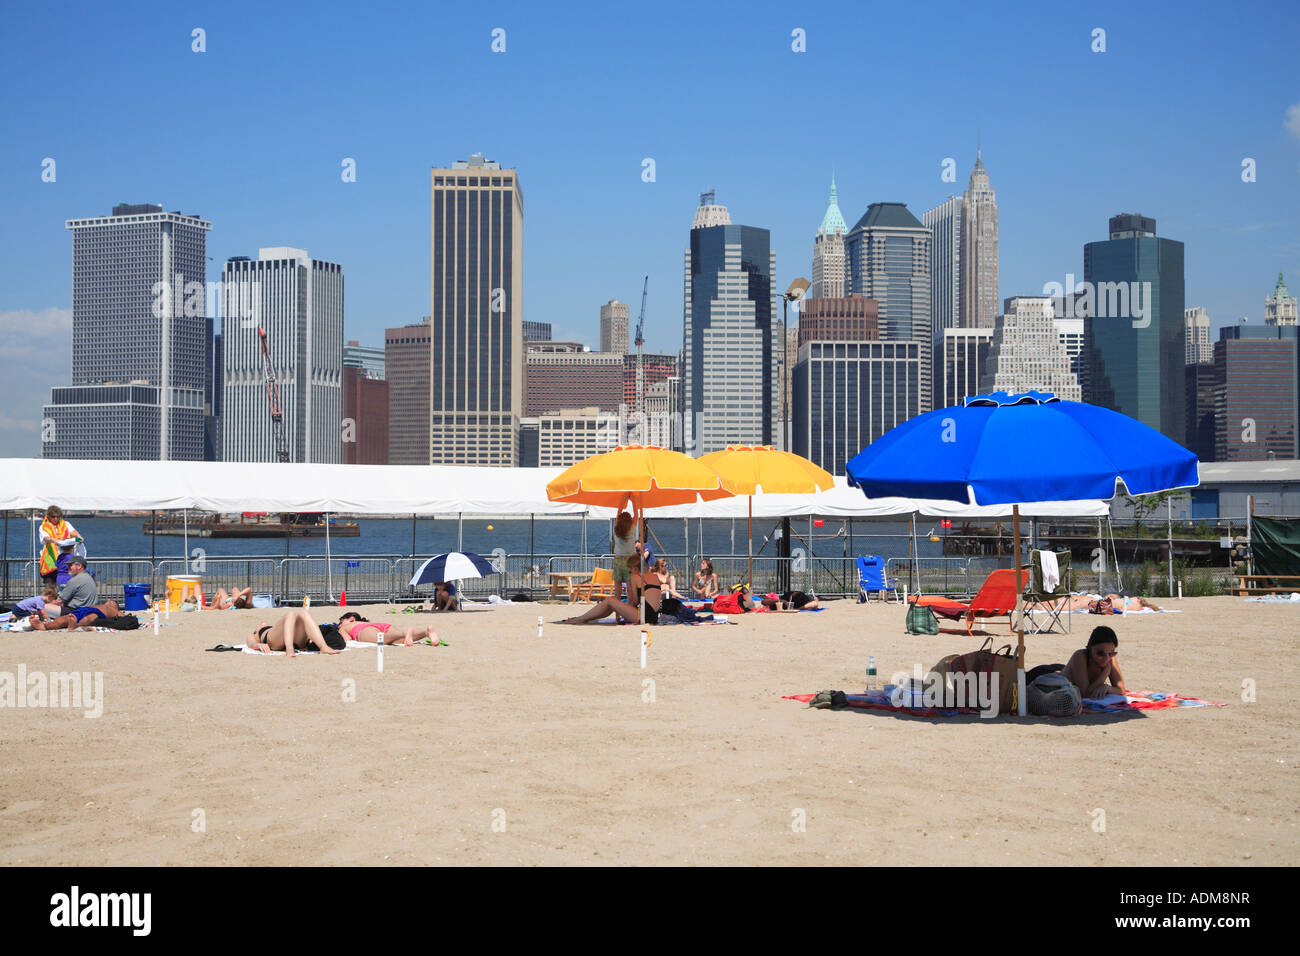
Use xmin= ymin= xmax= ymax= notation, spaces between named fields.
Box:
xmin=43 ymin=203 xmax=212 ymax=460
xmin=430 ymin=153 xmax=523 ymax=465
xmin=810 ymin=177 xmax=848 ymax=298
xmin=980 ymin=297 xmax=1081 ymax=400
xmin=1213 ymin=325 xmax=1299 ymax=460
xmin=208 ymin=328 xmax=222 ymax=461
xmin=780 ymin=325 xmax=799 ymax=450
xmin=1185 ymin=307 xmax=1212 ymax=364
xmin=682 ymin=193 xmax=777 ymax=453
xmin=220 ymin=248 xmax=344 ymax=463
xmin=942 ymin=327 xmax=994 ymax=408
xmin=1185 ymin=362 xmax=1217 ymax=461
xmin=600 ymin=300 xmax=631 ymax=354
xmin=960 ymin=152 xmax=999 ymax=329
xmin=1083 ymin=213 xmax=1185 ymax=443
xmin=1265 ymin=273 xmax=1298 ymax=326
xmin=792 ymin=341 xmax=922 ymax=474
xmin=622 ymin=352 xmax=678 ymax=411
xmin=342 ymin=366 xmax=389 ymax=464
xmin=843 ymin=202 xmax=932 ymax=412
xmin=522 ymin=320 xmax=552 ymax=342
xmin=924 ymin=195 xmax=963 ymax=407
xmin=797 ymin=295 xmax=879 ymax=345
xmin=385 ymin=318 xmax=432 ymax=464
xmin=524 ymin=351 xmax=624 ymax=415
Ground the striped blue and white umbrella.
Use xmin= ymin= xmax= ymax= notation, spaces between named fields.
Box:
xmin=408 ymin=551 xmax=499 ymax=587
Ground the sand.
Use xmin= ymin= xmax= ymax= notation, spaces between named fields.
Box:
xmin=1 ymin=596 xmax=1295 ymax=866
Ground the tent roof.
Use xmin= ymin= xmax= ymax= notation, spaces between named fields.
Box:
xmin=0 ymin=459 xmax=1109 ymax=519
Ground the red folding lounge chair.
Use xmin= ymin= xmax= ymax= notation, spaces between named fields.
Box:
xmin=908 ymin=568 xmax=1021 ymax=636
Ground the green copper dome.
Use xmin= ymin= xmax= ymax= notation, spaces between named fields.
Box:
xmin=818 ymin=177 xmax=848 ymax=235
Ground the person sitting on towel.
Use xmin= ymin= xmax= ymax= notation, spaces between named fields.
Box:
xmin=246 ymin=609 xmax=344 ymax=656
xmin=338 ymin=611 xmax=438 ymax=646
xmin=1063 ymin=626 xmax=1129 ymax=699
xmin=31 ymin=599 xmax=122 ymax=631
xmin=561 ymin=556 xmax=664 ymax=625
xmin=212 ymin=586 xmax=253 ymax=609
xmin=432 ymin=582 xmax=458 ymax=611
xmin=692 ymin=558 xmax=719 ymax=599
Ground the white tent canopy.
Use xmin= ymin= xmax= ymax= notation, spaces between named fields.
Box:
xmin=0 ymin=459 xmax=1109 ymax=519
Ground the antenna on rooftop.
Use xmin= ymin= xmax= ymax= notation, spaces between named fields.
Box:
xmin=699 ymin=189 xmax=715 ymax=207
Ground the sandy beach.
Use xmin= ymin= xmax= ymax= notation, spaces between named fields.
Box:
xmin=1 ymin=596 xmax=1295 ymax=866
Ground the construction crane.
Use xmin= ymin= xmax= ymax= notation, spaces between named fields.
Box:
xmin=634 ymin=275 xmax=648 ymax=420
xmin=257 ymin=327 xmax=290 ymax=463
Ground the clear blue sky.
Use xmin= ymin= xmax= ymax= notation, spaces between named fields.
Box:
xmin=1 ymin=0 xmax=1297 ymax=452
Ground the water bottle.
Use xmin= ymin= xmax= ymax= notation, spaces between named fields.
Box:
xmin=866 ymin=656 xmax=877 ymax=692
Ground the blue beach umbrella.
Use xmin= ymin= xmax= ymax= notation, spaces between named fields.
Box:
xmin=409 ymin=551 xmax=499 ymax=588
xmin=845 ymin=391 xmax=1200 ymax=678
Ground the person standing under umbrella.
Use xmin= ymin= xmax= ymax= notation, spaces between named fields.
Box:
xmin=610 ymin=511 xmax=640 ymax=601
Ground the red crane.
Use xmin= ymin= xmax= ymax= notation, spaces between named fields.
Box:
xmin=257 ymin=327 xmax=290 ymax=463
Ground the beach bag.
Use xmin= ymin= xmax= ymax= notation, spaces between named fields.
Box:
xmin=251 ymin=594 xmax=275 ymax=609
xmin=1027 ymin=672 xmax=1083 ymax=717
xmin=932 ymin=638 xmax=1017 ymax=712
xmin=905 ymin=603 xmax=940 ymax=635
xmin=713 ymin=593 xmax=744 ymax=615
xmin=100 ymin=614 xmax=140 ymax=630
xmin=1088 ymin=597 xmax=1113 ymax=615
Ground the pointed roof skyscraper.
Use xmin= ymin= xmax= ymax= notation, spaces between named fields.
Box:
xmin=818 ymin=176 xmax=848 ymax=236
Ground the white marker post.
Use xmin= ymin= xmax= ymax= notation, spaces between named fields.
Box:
xmin=377 ymin=635 xmax=384 ymax=673
xmin=640 ymin=628 xmax=649 ymax=669
xmin=537 ymin=615 xmax=543 ymax=638
xmin=1017 ymin=668 xmax=1027 ymax=717
xmin=165 ymin=598 xmax=170 ymax=621
xmin=152 ymin=601 xmax=159 ymax=635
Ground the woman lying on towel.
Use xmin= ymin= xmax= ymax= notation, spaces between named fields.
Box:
xmin=1027 ymin=592 xmax=1162 ymax=613
xmin=1063 ymin=626 xmax=1129 ymax=699
xmin=30 ymin=599 xmax=121 ymax=630
xmin=561 ymin=556 xmax=666 ymax=624
xmin=338 ymin=611 xmax=438 ymax=646
xmin=246 ymin=609 xmax=344 ymax=656
xmin=212 ymin=586 xmax=253 ymax=609
xmin=759 ymin=590 xmax=820 ymax=611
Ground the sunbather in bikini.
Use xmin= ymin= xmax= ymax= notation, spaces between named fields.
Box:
xmin=1028 ymin=592 xmax=1162 ymax=613
xmin=246 ymin=609 xmax=343 ymax=657
xmin=1063 ymin=625 xmax=1129 ymax=699
xmin=562 ymin=557 xmax=664 ymax=624
xmin=31 ymin=599 xmax=121 ymax=631
xmin=337 ymin=611 xmax=438 ymax=646
xmin=213 ymin=586 xmax=253 ymax=609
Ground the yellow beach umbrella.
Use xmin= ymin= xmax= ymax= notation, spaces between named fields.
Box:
xmin=699 ymin=445 xmax=835 ymax=587
xmin=547 ymin=445 xmax=739 ymax=619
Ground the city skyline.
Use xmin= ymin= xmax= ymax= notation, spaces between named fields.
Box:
xmin=3 ymin=2 xmax=1299 ymax=456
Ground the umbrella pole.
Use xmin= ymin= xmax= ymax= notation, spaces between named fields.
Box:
xmin=1013 ymin=503 xmax=1027 ymax=716
xmin=326 ymin=512 xmax=333 ymax=601
xmin=747 ymin=496 xmax=753 ymax=587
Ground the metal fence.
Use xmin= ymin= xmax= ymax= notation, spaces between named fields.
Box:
xmin=0 ymin=549 xmax=1241 ymax=606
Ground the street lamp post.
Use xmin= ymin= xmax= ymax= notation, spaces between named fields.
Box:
xmin=780 ymin=278 xmax=810 ymax=452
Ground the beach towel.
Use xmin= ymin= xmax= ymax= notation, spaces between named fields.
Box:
xmin=784 ymin=688 xmax=1224 ymax=716
xmin=1243 ymin=593 xmax=1300 ymax=603
xmin=240 ymin=638 xmax=445 ymax=655
xmin=1040 ymin=551 xmax=1060 ymax=592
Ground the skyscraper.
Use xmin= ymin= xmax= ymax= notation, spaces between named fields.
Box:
xmin=386 ymin=318 xmax=431 ymax=465
xmin=924 ymin=195 xmax=962 ymax=407
xmin=522 ymin=320 xmax=552 ymax=342
xmin=600 ymin=300 xmax=630 ymax=354
xmin=1265 ymin=273 xmax=1298 ymax=326
xmin=810 ymin=177 xmax=848 ymax=299
xmin=682 ymin=193 xmax=777 ymax=453
xmin=844 ymin=202 xmax=932 ymax=412
xmin=1083 ymin=213 xmax=1185 ymax=443
xmin=220 ymin=248 xmax=344 ymax=463
xmin=942 ymin=327 xmax=993 ymax=408
xmin=430 ymin=153 xmax=524 ymax=465
xmin=43 ymin=203 xmax=212 ymax=461
xmin=980 ymin=297 xmax=1081 ymax=400
xmin=960 ymin=152 xmax=999 ymax=329
xmin=1213 ymin=325 xmax=1298 ymax=460
xmin=1185 ymin=307 xmax=1212 ymax=364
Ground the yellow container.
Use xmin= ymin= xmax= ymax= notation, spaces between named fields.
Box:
xmin=165 ymin=575 xmax=202 ymax=610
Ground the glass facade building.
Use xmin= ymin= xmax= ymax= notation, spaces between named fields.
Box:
xmin=1083 ymin=214 xmax=1185 ymax=444
xmin=682 ymin=206 xmax=777 ymax=453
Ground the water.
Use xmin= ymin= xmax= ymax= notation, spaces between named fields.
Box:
xmin=1 ymin=513 xmax=939 ymax=564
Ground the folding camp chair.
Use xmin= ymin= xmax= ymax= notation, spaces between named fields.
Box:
xmin=909 ymin=568 xmax=1020 ymax=636
xmin=856 ymin=555 xmax=898 ymax=603
xmin=1021 ymin=549 xmax=1072 ymax=634
xmin=575 ymin=567 xmax=614 ymax=603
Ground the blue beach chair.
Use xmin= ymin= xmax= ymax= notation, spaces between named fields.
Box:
xmin=857 ymin=555 xmax=898 ymax=603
